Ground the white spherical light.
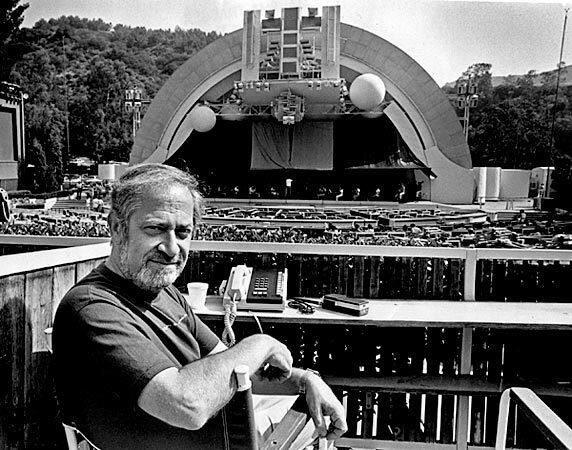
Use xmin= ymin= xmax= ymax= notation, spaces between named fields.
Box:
xmin=349 ymin=73 xmax=386 ymax=111
xmin=189 ymin=105 xmax=216 ymax=132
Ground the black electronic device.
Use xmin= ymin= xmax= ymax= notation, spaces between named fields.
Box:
xmin=322 ymin=294 xmax=369 ymax=316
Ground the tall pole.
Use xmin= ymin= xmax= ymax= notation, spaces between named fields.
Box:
xmin=546 ymin=7 xmax=569 ymax=199
xmin=456 ymin=73 xmax=478 ymax=143
xmin=464 ymin=100 xmax=471 ymax=142
xmin=62 ymin=34 xmax=70 ymax=163
xmin=124 ymin=88 xmax=150 ymax=142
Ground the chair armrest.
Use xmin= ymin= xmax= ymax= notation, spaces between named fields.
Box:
xmin=260 ymin=396 xmax=312 ymax=450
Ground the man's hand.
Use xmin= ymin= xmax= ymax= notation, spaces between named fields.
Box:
xmin=251 ymin=335 xmax=293 ymax=383
xmin=305 ymin=373 xmax=348 ymax=441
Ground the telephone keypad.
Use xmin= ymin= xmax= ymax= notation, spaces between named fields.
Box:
xmin=242 ymin=268 xmax=286 ymax=307
xmin=252 ymin=277 xmax=269 ymax=297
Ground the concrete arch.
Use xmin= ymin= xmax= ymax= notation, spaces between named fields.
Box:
xmin=132 ymin=23 xmax=471 ymax=172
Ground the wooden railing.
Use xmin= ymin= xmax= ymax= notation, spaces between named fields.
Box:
xmin=0 ymin=242 xmax=109 ymax=450
xmin=496 ymin=388 xmax=572 ymax=450
xmin=1 ymin=238 xmax=571 ymax=449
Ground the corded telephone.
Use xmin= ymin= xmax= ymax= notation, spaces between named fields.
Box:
xmin=223 ymin=265 xmax=287 ymax=312
xmin=220 ymin=265 xmax=287 ymax=347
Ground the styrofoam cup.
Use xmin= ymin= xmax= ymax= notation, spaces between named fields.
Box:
xmin=186 ymin=282 xmax=209 ymax=309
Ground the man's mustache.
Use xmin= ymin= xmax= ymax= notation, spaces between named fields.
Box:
xmin=146 ymin=253 xmax=184 ymax=265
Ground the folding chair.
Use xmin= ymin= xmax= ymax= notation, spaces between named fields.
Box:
xmin=60 ymin=366 xmax=314 ymax=450
xmin=61 ymin=422 xmax=100 ymax=450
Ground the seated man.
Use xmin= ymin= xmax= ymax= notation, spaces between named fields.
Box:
xmin=53 ymin=164 xmax=346 ymax=449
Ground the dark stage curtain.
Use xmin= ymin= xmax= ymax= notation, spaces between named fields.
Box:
xmin=251 ymin=121 xmax=333 ymax=170
xmin=334 ymin=115 xmax=427 ymax=170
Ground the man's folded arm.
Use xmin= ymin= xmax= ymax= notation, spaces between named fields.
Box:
xmin=137 ymin=334 xmax=292 ymax=430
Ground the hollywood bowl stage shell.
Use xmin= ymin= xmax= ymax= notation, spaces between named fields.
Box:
xmin=131 ymin=11 xmax=474 ymax=204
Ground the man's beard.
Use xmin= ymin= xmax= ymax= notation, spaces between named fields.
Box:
xmin=118 ymin=241 xmax=184 ymax=292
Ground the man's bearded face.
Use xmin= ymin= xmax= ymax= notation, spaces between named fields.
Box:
xmin=111 ymin=185 xmax=194 ymax=292
xmin=117 ymin=232 xmax=186 ymax=291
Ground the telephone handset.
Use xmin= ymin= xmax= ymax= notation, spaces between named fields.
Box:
xmin=225 ymin=265 xmax=253 ymax=304
xmin=220 ymin=265 xmax=287 ymax=347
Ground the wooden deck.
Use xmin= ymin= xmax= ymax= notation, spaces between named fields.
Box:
xmin=1 ymin=237 xmax=571 ymax=449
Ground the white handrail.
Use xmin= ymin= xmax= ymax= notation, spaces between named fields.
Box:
xmin=0 ymin=235 xmax=109 ymax=247
xmin=187 ymin=240 xmax=468 ymax=258
xmin=476 ymin=248 xmax=572 ymax=262
xmin=0 ymin=237 xmax=571 ymax=283
xmin=495 ymin=387 xmax=572 ymax=450
xmin=0 ymin=242 xmax=110 ymax=277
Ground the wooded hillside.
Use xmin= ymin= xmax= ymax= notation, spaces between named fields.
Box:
xmin=3 ymin=8 xmax=572 ymax=207
xmin=8 ymin=15 xmax=219 ymax=191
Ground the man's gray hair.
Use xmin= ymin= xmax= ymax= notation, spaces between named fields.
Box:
xmin=109 ymin=163 xmax=204 ymax=232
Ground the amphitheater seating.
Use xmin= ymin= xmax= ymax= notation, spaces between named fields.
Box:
xmin=51 ymin=199 xmax=90 ymax=212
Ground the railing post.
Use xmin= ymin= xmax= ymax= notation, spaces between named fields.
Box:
xmin=456 ymin=327 xmax=473 ymax=450
xmin=456 ymin=249 xmax=477 ymax=449
xmin=463 ymin=249 xmax=477 ymax=301
xmin=495 ymin=389 xmax=512 ymax=449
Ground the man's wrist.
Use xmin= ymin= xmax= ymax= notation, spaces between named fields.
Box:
xmin=298 ymin=368 xmax=321 ymax=394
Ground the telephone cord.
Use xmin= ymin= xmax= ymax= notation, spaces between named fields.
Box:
xmin=252 ymin=313 xmax=263 ymax=334
xmin=222 ymin=294 xmax=238 ymax=347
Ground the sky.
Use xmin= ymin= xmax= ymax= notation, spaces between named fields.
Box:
xmin=21 ymin=0 xmax=572 ymax=86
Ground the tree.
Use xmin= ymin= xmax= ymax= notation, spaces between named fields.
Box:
xmin=454 ymin=62 xmax=572 ymax=209
xmin=470 ymin=97 xmax=551 ymax=169
xmin=552 ymin=116 xmax=572 ymax=209
xmin=23 ymin=103 xmax=65 ymax=192
xmin=459 ymin=62 xmax=493 ymax=100
xmin=8 ymin=16 xmax=220 ymax=192
xmin=0 ymin=0 xmax=29 ymax=80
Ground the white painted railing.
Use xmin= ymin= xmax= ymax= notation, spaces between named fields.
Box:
xmin=2 ymin=236 xmax=572 ymax=282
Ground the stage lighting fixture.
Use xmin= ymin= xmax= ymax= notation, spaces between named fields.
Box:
xmin=189 ymin=105 xmax=216 ymax=132
xmin=349 ymin=73 xmax=386 ymax=110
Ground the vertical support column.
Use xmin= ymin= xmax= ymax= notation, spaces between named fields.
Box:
xmin=280 ymin=7 xmax=300 ymax=77
xmin=464 ymin=249 xmax=477 ymax=302
xmin=242 ymin=10 xmax=261 ymax=81
xmin=320 ymin=5 xmax=340 ymax=78
xmin=475 ymin=167 xmax=487 ymax=206
xmin=456 ymin=249 xmax=478 ymax=449
xmin=456 ymin=327 xmax=473 ymax=450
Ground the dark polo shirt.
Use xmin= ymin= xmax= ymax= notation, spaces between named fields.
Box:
xmin=53 ymin=264 xmax=222 ymax=449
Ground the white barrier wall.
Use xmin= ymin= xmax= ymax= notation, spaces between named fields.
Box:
xmin=473 ymin=167 xmax=487 ymax=204
xmin=98 ymin=164 xmax=114 ymax=180
xmin=485 ymin=167 xmax=501 ymax=200
xmin=499 ymin=169 xmax=531 ymax=199
xmin=98 ymin=163 xmax=129 ymax=181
